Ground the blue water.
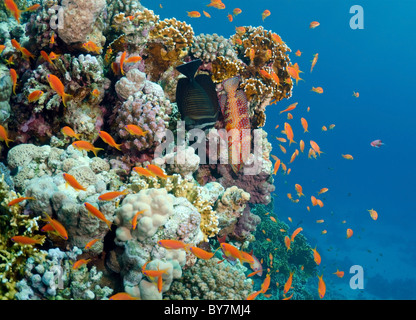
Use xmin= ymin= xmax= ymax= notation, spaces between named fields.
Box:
xmin=142 ymin=0 xmax=416 ymax=299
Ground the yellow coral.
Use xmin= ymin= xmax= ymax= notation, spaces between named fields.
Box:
xmin=211 ymin=56 xmax=244 ymax=83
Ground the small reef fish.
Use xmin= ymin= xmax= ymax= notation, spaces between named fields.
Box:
xmin=98 ymin=190 xmax=129 ymax=201
xmin=317 ymin=188 xmax=329 ymax=195
xmin=289 ymin=149 xmax=299 ymax=164
xmin=284 ymin=122 xmax=295 ymax=145
xmin=8 ymin=196 xmax=36 ymax=206
xmin=311 ymin=195 xmax=318 ymax=206
xmin=312 ymin=247 xmax=321 ymax=265
xmin=4 ymin=0 xmax=22 ymax=23
xmin=310 ymin=53 xmax=319 ymax=72
xmin=295 ymin=184 xmax=304 ymax=197
xmin=0 ymin=124 xmax=13 ymax=147
xmin=146 ymin=164 xmax=171 ymax=179
xmin=84 ymin=238 xmax=100 ymax=250
xmin=189 ymin=246 xmax=215 ymax=260
xmin=43 ymin=212 xmax=68 ymax=240
xmin=260 ymin=274 xmax=271 ymax=293
xmin=47 ymin=74 xmax=72 ymax=107
xmin=206 ymin=0 xmax=225 ymax=9
xmin=280 ymin=102 xmax=298 ymax=114
xmin=310 ymin=140 xmax=323 ymax=156
xmin=287 ymin=63 xmax=303 ymax=85
xmin=353 ymin=91 xmax=359 ymax=98
xmin=24 ymin=4 xmax=41 ymax=12
xmin=91 ymin=89 xmax=100 ymax=97
xmin=131 ymin=210 xmax=145 ymax=230
xmin=109 ymin=292 xmax=140 ymax=300
xmin=187 ymin=11 xmax=201 ymax=18
xmin=11 ymin=39 xmax=21 ymax=51
xmin=132 ymin=166 xmax=156 ymax=178
xmin=203 ymin=11 xmax=211 ymax=18
xmin=310 ymin=21 xmax=320 ymax=29
xmin=287 ymin=113 xmax=293 ymax=120
xmin=346 ymin=228 xmax=353 ymax=239
xmin=321 ymin=230 xmax=327 ymax=235
xmin=283 ymin=271 xmax=294 ymax=294
xmin=368 ymin=209 xmax=378 ymax=220
xmin=322 ymin=126 xmax=327 ymax=131
xmin=271 ymin=33 xmax=282 ymax=44
xmin=295 ymin=50 xmax=302 ymax=57
xmin=342 ymin=154 xmax=353 ymax=160
xmin=11 ymin=235 xmax=45 ymax=245
xmin=272 ymin=156 xmax=280 ymax=175
xmin=220 ymin=243 xmax=243 ymax=261
xmin=72 ymin=140 xmax=104 ymax=157
xmin=119 ymin=51 xmax=127 ymax=75
xmin=262 ymin=9 xmax=271 ymax=21
xmin=40 ymin=50 xmax=56 ymax=68
xmin=124 ymin=124 xmax=148 ymax=137
xmin=311 ymin=87 xmax=323 ymax=94
xmin=61 ymin=126 xmax=80 ymax=139
xmin=333 ymin=269 xmax=344 ymax=278
xmin=284 ymin=236 xmax=291 ymax=251
xmin=318 ymin=274 xmax=326 ymax=299
xmin=72 ymin=259 xmax=91 ymax=270
xmin=246 ymin=290 xmax=262 ymax=300
xmin=233 ymin=8 xmax=242 ymax=16
xmin=299 ymin=140 xmax=305 ymax=153
xmin=316 ymin=199 xmax=324 ymax=208
xmin=158 ymin=239 xmax=189 ymax=250
xmin=141 ymin=261 xmax=169 ymax=278
xmin=329 ymin=124 xmax=335 ymax=129
xmin=259 ymin=69 xmax=271 ymax=79
xmin=227 ymin=14 xmax=233 ymax=22
xmin=9 ymin=68 xmax=17 ymax=95
xmin=301 ymin=117 xmax=308 ymax=133
xmin=82 ymin=41 xmax=102 ymax=54
xmin=125 ymin=56 xmax=142 ymax=64
xmin=370 ymin=139 xmax=384 ymax=148
xmin=63 ymin=173 xmax=87 ymax=191
xmin=84 ymin=202 xmax=112 ymax=230
xmin=28 ymin=90 xmax=44 ymax=103
xmin=316 ymin=219 xmax=324 ymax=223
xmin=0 ymin=45 xmax=5 ymax=54
xmin=99 ymin=130 xmax=122 ymax=151
xmin=20 ymin=47 xmax=35 ymax=61
xmin=271 ymin=71 xmax=279 ymax=85
xmin=290 ymin=227 xmax=303 ymax=242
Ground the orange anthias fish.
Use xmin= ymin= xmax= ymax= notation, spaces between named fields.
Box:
xmin=346 ymin=228 xmax=353 ymax=239
xmin=146 ymin=164 xmax=171 ymax=179
xmin=317 ymin=188 xmax=329 ymax=195
xmin=310 ymin=53 xmax=319 ymax=72
xmin=290 ymin=227 xmax=303 ymax=242
xmin=43 ymin=212 xmax=68 ymax=240
xmin=47 ymin=74 xmax=72 ymax=107
xmin=158 ymin=239 xmax=189 ymax=250
xmin=284 ymin=236 xmax=291 ymax=251
xmin=206 ymin=0 xmax=225 ymax=10
xmin=295 ymin=184 xmax=304 ymax=197
xmin=301 ymin=118 xmax=308 ymax=133
xmin=72 ymin=259 xmax=91 ymax=270
xmin=227 ymin=14 xmax=233 ymax=22
xmin=368 ymin=209 xmax=378 ymax=221
xmin=289 ymin=149 xmax=299 ymax=164
xmin=125 ymin=124 xmax=148 ymax=137
xmin=91 ymin=89 xmax=100 ymax=97
xmin=28 ymin=90 xmax=44 ymax=103
xmin=312 ymin=246 xmax=321 ymax=265
xmin=318 ymin=274 xmax=326 ymax=299
xmin=353 ymin=91 xmax=360 ymax=98
xmin=333 ymin=269 xmax=345 ymax=278
xmin=82 ymin=41 xmax=102 ymax=54
xmin=20 ymin=47 xmax=35 ymax=61
xmin=84 ymin=202 xmax=112 ymax=230
xmin=259 ymin=69 xmax=272 ymax=79
xmin=342 ymin=154 xmax=354 ymax=160
xmin=132 ymin=166 xmax=156 ymax=178
xmin=284 ymin=122 xmax=295 ymax=145
xmin=310 ymin=21 xmax=320 ymax=29
xmin=4 ymin=0 xmax=22 ymax=23
xmin=99 ymin=130 xmax=122 ymax=151
xmin=233 ymin=8 xmax=242 ymax=16
xmin=299 ymin=140 xmax=305 ymax=153
xmin=109 ymin=292 xmax=139 ymax=300
xmin=131 ymin=210 xmax=145 ymax=230
xmin=84 ymin=238 xmax=100 ymax=250
xmin=219 ymin=77 xmax=251 ymax=173
xmin=141 ymin=261 xmax=169 ymax=279
xmin=280 ymin=102 xmax=298 ymax=114
xmin=322 ymin=126 xmax=328 ymax=132
xmin=61 ymin=126 xmax=80 ymax=139
xmin=72 ymin=140 xmax=104 ymax=157
xmin=295 ymin=50 xmax=302 ymax=57
xmin=0 ymin=45 xmax=5 ymax=54
xmin=63 ymin=173 xmax=87 ymax=191
xmin=311 ymin=87 xmax=323 ymax=94
xmin=316 ymin=199 xmax=324 ymax=208
xmin=11 ymin=235 xmax=45 ymax=245
xmin=0 ymin=125 xmax=13 ymax=147
xmin=189 ymin=246 xmax=215 ymax=260
xmin=311 ymin=195 xmax=318 ymax=206
xmin=235 ymin=26 xmax=245 ymax=35
xmin=98 ymin=190 xmax=129 ymax=201
xmin=220 ymin=243 xmax=243 ymax=261
xmin=125 ymin=56 xmax=142 ymax=64
xmin=40 ymin=50 xmax=56 ymax=68
xmin=7 ymin=196 xmax=36 ymax=206
xmin=271 ymin=156 xmax=281 ymax=175
xmin=262 ymin=9 xmax=271 ymax=21
xmin=310 ymin=140 xmax=323 ymax=156
xmin=9 ymin=68 xmax=17 ymax=95
xmin=203 ymin=10 xmax=211 ymax=18
xmin=246 ymin=290 xmax=262 ymax=301
xmin=119 ymin=51 xmax=127 ymax=75
xmin=187 ymin=11 xmax=201 ymax=18
xmin=283 ymin=271 xmax=294 ymax=294
xmin=260 ymin=274 xmax=271 ymax=293
xmin=24 ymin=4 xmax=41 ymax=12
xmin=271 ymin=71 xmax=279 ymax=85
xmin=287 ymin=63 xmax=303 ymax=85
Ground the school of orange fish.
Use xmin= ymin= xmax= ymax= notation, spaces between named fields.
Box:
xmin=0 ymin=0 xmax=377 ymax=300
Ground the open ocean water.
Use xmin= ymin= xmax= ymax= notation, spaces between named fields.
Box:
xmin=144 ymin=0 xmax=416 ymax=300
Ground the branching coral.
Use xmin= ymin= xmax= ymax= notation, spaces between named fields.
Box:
xmin=191 ymin=33 xmax=237 ymax=64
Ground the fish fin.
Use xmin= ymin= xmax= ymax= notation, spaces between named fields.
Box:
xmin=5 ymin=138 xmax=13 ymax=148
xmin=92 ymin=147 xmax=104 ymax=157
xmin=176 ymin=59 xmax=202 ymax=80
xmin=62 ymin=93 xmax=72 ymax=107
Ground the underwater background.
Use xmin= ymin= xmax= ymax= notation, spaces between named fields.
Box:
xmin=0 ymin=0 xmax=415 ymax=300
